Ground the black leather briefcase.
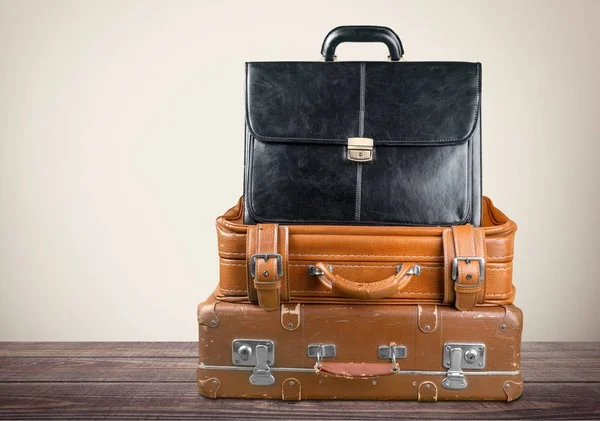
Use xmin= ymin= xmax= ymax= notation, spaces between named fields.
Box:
xmin=243 ymin=26 xmax=482 ymax=226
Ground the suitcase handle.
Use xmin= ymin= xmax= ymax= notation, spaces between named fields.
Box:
xmin=314 ymin=262 xmax=418 ymax=299
xmin=321 ymin=26 xmax=404 ymax=62
xmin=316 ymin=361 xmax=398 ymax=378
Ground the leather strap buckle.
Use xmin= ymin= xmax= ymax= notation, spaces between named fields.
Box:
xmin=250 ymin=254 xmax=283 ymax=279
xmin=451 ymin=257 xmax=485 ymax=286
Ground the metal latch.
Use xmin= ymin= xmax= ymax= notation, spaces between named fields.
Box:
xmin=347 ymin=137 xmax=374 ymax=162
xmin=442 ymin=343 xmax=486 ymax=390
xmin=379 ymin=344 xmax=407 ymax=371
xmin=232 ymin=339 xmax=275 ymax=386
xmin=308 ymin=344 xmax=336 ymax=362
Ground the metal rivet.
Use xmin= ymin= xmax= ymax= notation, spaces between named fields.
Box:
xmin=412 ymin=381 xmax=417 ymax=386
xmin=479 ymin=347 xmax=484 ymax=351
xmin=445 ymin=362 xmax=451 ymax=367
xmin=424 ymin=325 xmax=430 ymax=331
xmin=212 ymin=380 xmax=217 ymax=385
xmin=211 ymin=320 xmax=217 ymax=326
xmin=478 ymin=362 xmax=483 ymax=367
xmin=466 ymin=274 xmax=472 ymax=280
xmin=425 ymin=384 xmax=431 ymax=389
xmin=500 ymin=324 xmax=506 ymax=330
xmin=288 ymin=323 xmax=294 ymax=328
xmin=263 ymin=271 xmax=269 ymax=277
xmin=267 ymin=343 xmax=272 ymax=349
xmin=446 ymin=346 xmax=451 ymax=351
xmin=234 ymin=359 xmax=240 ymax=364
xmin=505 ymin=383 xmax=511 ymax=388
xmin=289 ymin=381 xmax=295 ymax=385
xmin=372 ymin=380 xmax=377 ymax=385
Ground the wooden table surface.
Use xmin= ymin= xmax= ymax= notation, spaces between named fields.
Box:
xmin=0 ymin=342 xmax=598 ymax=420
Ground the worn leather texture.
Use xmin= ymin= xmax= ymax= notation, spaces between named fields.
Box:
xmin=217 ymin=196 xmax=516 ymax=309
xmin=198 ymin=295 xmax=523 ymax=400
xmin=244 ymin=59 xmax=482 ymax=226
xmin=321 ymin=25 xmax=404 ymax=61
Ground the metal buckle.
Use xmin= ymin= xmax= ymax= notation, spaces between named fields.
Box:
xmin=250 ymin=254 xmax=283 ymax=278
xmin=451 ymin=257 xmax=485 ymax=283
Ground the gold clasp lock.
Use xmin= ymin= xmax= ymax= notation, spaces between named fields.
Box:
xmin=347 ymin=137 xmax=374 ymax=162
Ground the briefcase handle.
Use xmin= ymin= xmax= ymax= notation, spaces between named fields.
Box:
xmin=312 ymin=262 xmax=419 ymax=299
xmin=315 ymin=361 xmax=397 ymax=378
xmin=321 ymin=25 xmax=404 ymax=62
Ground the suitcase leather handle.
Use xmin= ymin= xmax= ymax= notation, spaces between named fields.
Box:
xmin=321 ymin=26 xmax=404 ymax=62
xmin=316 ymin=361 xmax=398 ymax=378
xmin=314 ymin=262 xmax=416 ymax=299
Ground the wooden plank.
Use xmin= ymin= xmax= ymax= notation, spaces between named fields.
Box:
xmin=0 ymin=382 xmax=599 ymax=420
xmin=0 ymin=342 xmax=598 ymax=383
xmin=0 ymin=342 xmax=197 ymax=358
xmin=522 ymin=342 xmax=600 ymax=383
xmin=0 ymin=357 xmax=197 ymax=383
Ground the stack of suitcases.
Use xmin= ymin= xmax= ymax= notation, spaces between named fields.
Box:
xmin=197 ymin=26 xmax=523 ymax=402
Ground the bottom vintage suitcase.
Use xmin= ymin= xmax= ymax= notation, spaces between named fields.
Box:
xmin=197 ymin=294 xmax=523 ymax=401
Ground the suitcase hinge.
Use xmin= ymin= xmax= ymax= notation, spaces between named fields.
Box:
xmin=347 ymin=137 xmax=374 ymax=162
xmin=232 ymin=339 xmax=275 ymax=386
xmin=442 ymin=343 xmax=486 ymax=390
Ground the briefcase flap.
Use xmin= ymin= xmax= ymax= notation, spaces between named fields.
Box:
xmin=246 ymin=61 xmax=481 ymax=146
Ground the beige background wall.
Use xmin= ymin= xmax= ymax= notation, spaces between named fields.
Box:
xmin=1 ymin=0 xmax=599 ymax=341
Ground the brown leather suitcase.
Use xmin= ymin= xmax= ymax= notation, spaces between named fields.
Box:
xmin=197 ymin=293 xmax=523 ymax=401
xmin=216 ymin=196 xmax=517 ymax=311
